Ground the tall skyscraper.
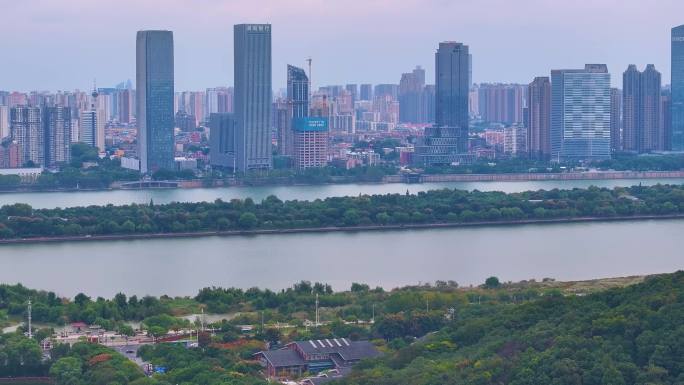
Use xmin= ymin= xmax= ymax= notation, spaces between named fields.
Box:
xmin=234 ymin=24 xmax=272 ymax=172
xmin=136 ymin=30 xmax=175 ymax=173
xmin=527 ymin=77 xmax=551 ymax=160
xmin=672 ymin=25 xmax=684 ymax=151
xmin=622 ymin=65 xmax=662 ymax=153
xmin=399 ymin=66 xmax=427 ymax=123
xmin=642 ymin=65 xmax=663 ymax=151
xmin=622 ymin=65 xmax=640 ymax=151
xmin=281 ymin=64 xmax=310 ymax=157
xmin=414 ymin=41 xmax=471 ymax=165
xmin=10 ymin=106 xmax=43 ymax=166
xmin=435 ymin=42 xmax=469 ymax=148
xmin=288 ymin=65 xmax=309 ymax=119
xmin=43 ymin=106 xmax=71 ymax=167
xmin=610 ymin=88 xmax=622 ymax=152
xmin=551 ymin=64 xmax=611 ymax=161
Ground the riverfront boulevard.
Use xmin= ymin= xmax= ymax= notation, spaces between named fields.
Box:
xmin=3 ymin=176 xmax=684 ymax=209
xmin=0 ymin=219 xmax=681 ymax=298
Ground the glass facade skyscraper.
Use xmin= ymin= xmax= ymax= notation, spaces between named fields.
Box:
xmin=136 ymin=30 xmax=175 ymax=173
xmin=671 ymin=25 xmax=684 ymax=151
xmin=234 ymin=24 xmax=272 ymax=172
xmin=209 ymin=113 xmax=236 ymax=169
xmin=435 ymin=42 xmax=469 ymax=140
xmin=280 ymin=65 xmax=309 ymax=157
xmin=288 ymin=65 xmax=309 ymax=119
xmin=414 ymin=41 xmax=471 ymax=166
xmin=551 ymin=64 xmax=611 ymax=161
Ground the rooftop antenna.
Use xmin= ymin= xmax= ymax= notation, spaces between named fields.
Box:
xmin=306 ymin=57 xmax=312 ymax=103
xmin=27 ymin=299 xmax=32 ymax=339
xmin=91 ymin=79 xmax=99 ymax=110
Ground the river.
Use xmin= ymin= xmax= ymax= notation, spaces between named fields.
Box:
xmin=0 ymin=219 xmax=681 ymax=298
xmin=2 ymin=178 xmax=684 ymax=209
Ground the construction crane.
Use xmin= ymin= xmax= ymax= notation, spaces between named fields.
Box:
xmin=306 ymin=57 xmax=313 ymax=102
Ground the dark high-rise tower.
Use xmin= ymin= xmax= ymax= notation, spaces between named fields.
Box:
xmin=622 ymin=64 xmax=662 ymax=153
xmin=414 ymin=41 xmax=471 ymax=166
xmin=280 ymin=65 xmax=309 ymax=157
xmin=641 ymin=65 xmax=662 ymax=152
xmin=136 ymin=30 xmax=175 ymax=173
xmin=209 ymin=113 xmax=236 ymax=169
xmin=288 ymin=65 xmax=309 ymax=119
xmin=234 ymin=24 xmax=272 ymax=172
xmin=622 ymin=65 xmax=640 ymax=151
xmin=672 ymin=25 xmax=684 ymax=151
xmin=527 ymin=77 xmax=551 ymax=160
xmin=435 ymin=41 xmax=469 ymax=152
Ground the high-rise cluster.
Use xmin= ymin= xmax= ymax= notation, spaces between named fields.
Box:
xmin=6 ymin=21 xmax=684 ymax=175
xmin=7 ymin=106 xmax=73 ymax=168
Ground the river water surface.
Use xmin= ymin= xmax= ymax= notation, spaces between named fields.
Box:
xmin=0 ymin=219 xmax=681 ymax=298
xmin=2 ymin=178 xmax=683 ymax=209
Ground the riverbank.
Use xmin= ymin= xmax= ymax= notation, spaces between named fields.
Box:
xmin=2 ymin=170 xmax=684 ymax=194
xmin=2 ymin=214 xmax=683 ymax=245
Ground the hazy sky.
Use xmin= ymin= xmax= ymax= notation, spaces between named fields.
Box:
xmin=1 ymin=0 xmax=683 ymax=92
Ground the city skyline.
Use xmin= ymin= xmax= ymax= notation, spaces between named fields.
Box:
xmin=2 ymin=0 xmax=684 ymax=91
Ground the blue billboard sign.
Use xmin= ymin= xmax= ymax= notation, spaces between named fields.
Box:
xmin=293 ymin=117 xmax=328 ymax=132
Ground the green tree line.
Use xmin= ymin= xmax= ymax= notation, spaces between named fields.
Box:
xmin=2 ymin=184 xmax=684 ymax=239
